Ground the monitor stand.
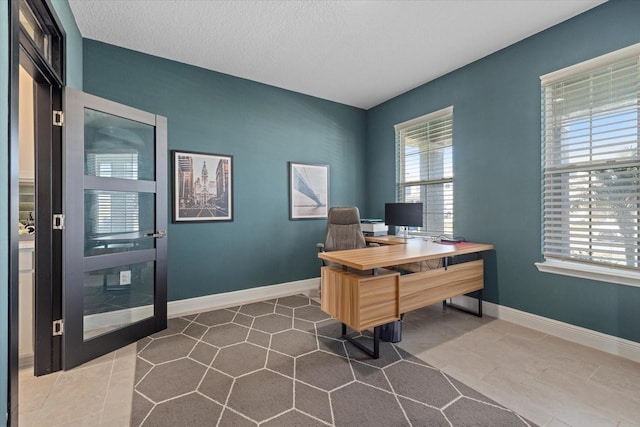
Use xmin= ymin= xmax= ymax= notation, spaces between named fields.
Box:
xmin=399 ymin=226 xmax=414 ymax=240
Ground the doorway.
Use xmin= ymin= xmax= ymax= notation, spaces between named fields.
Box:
xmin=10 ymin=0 xmax=168 ymax=424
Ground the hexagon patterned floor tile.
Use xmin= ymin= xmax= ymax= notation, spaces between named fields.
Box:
xmin=131 ymin=294 xmax=536 ymax=426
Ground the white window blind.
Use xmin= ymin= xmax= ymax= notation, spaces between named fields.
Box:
xmin=541 ymin=44 xmax=640 ymax=272
xmin=86 ymin=152 xmax=140 ymax=234
xmin=395 ymin=106 xmax=453 ymax=236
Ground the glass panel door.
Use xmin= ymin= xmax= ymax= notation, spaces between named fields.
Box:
xmin=63 ymin=88 xmax=167 ymax=369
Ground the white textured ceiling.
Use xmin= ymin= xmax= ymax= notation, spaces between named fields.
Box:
xmin=68 ymin=0 xmax=606 ymax=109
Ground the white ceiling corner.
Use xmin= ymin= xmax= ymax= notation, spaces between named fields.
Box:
xmin=67 ymin=0 xmax=607 ymax=110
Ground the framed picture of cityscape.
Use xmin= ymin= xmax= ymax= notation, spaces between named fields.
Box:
xmin=172 ymin=150 xmax=233 ymax=222
xmin=289 ymin=162 xmax=329 ymax=220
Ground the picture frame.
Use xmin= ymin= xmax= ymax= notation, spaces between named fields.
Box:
xmin=289 ymin=162 xmax=329 ymax=220
xmin=172 ymin=150 xmax=233 ymax=222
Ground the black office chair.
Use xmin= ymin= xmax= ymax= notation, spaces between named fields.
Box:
xmin=317 ymin=206 xmax=367 ymax=266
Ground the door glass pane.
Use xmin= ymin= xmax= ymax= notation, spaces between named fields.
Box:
xmin=84 ymin=108 xmax=155 ymax=181
xmin=83 ymin=261 xmax=155 ymax=340
xmin=84 ymin=190 xmax=155 ymax=257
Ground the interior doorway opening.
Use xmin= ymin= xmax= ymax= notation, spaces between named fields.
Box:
xmin=18 ymin=65 xmax=36 ymax=369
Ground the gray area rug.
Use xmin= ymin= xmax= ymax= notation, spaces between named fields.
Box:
xmin=131 ymin=295 xmax=535 ymax=426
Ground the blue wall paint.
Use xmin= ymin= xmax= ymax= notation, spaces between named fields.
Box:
xmin=83 ymin=40 xmax=367 ymax=301
xmin=366 ymin=0 xmax=640 ymax=342
xmin=51 ymin=0 xmax=83 ymax=89
xmin=1 ymin=1 xmax=9 ymax=420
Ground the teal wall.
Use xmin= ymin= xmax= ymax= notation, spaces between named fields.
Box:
xmin=83 ymin=40 xmax=367 ymax=301
xmin=1 ymin=1 xmax=9 ymax=420
xmin=366 ymin=0 xmax=640 ymax=343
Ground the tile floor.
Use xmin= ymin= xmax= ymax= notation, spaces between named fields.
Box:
xmin=398 ymin=304 xmax=640 ymax=427
xmin=18 ymin=299 xmax=640 ymax=427
xmin=131 ymin=296 xmax=531 ymax=426
xmin=18 ymin=343 xmax=136 ymax=426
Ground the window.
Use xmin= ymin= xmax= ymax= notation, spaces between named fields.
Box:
xmin=395 ymin=106 xmax=453 ymax=236
xmin=538 ymin=44 xmax=640 ymax=286
xmin=19 ymin=0 xmax=63 ymax=82
xmin=86 ymin=152 xmax=140 ymax=235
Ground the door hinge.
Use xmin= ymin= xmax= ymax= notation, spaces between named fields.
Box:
xmin=52 ymin=319 xmax=63 ymax=336
xmin=53 ymin=110 xmax=64 ymax=127
xmin=53 ymin=214 xmax=64 ymax=230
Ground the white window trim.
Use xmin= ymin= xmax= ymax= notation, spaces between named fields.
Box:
xmin=537 ymin=42 xmax=640 ymax=286
xmin=535 ymin=260 xmax=640 ymax=288
xmin=394 ymin=106 xmax=454 ymax=237
xmin=540 ymin=43 xmax=640 ymax=85
xmin=394 ymin=106 xmax=453 ymax=132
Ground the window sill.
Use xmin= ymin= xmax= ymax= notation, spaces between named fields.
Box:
xmin=535 ymin=260 xmax=640 ymax=288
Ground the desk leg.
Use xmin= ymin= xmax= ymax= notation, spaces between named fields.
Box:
xmin=442 ymin=289 xmax=483 ymax=317
xmin=341 ymin=323 xmax=380 ymax=359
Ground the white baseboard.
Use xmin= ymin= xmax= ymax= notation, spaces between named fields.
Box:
xmin=451 ymin=295 xmax=640 ymax=363
xmin=83 ymin=278 xmax=640 ymax=364
xmin=82 ymin=278 xmax=320 ymax=334
xmin=168 ymin=277 xmax=320 ymax=318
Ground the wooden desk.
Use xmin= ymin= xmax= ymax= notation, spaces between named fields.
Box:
xmin=318 ymin=237 xmax=494 ymax=358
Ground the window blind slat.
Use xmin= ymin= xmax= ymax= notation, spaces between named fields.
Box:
xmin=88 ymin=152 xmax=141 ymax=235
xmin=541 ymin=47 xmax=640 ymax=271
xmin=396 ymin=107 xmax=453 ymax=236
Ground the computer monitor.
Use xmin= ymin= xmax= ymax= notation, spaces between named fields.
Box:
xmin=385 ymin=203 xmax=423 ymax=239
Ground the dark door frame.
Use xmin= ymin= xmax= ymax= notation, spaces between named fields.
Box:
xmin=19 ymin=50 xmax=64 ymax=377
xmin=8 ymin=0 xmax=64 ymax=423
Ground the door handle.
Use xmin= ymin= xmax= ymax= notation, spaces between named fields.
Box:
xmin=145 ymin=230 xmax=167 ymax=239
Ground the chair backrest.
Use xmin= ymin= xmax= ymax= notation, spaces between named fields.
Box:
xmin=323 ymin=207 xmax=366 ymax=252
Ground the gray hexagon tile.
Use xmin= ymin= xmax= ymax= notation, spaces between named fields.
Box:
xmin=277 ymin=294 xmax=311 ymax=308
xmin=136 ymin=358 xmax=207 ymax=402
xmin=138 ymin=334 xmax=198 ymax=364
xmin=296 ymin=351 xmax=354 ymax=391
xmin=385 ymin=360 xmax=460 ymax=408
xmin=294 ymin=380 xmax=332 ymax=424
xmin=270 ymin=329 xmax=318 ymax=357
xmin=398 ymin=395 xmax=450 ymax=426
xmin=218 ymin=408 xmax=257 ymax=426
xmin=274 ymin=304 xmax=294 ymax=317
xmin=183 ymin=321 xmax=207 ymax=340
xmin=232 ymin=312 xmax=254 ymax=327
xmin=227 ymin=370 xmax=293 ymax=422
xmin=251 ymin=313 xmax=293 ymax=334
xmin=131 ymin=294 xmax=537 ymax=427
xmin=211 ymin=342 xmax=267 ymax=377
xmin=331 ymin=381 xmax=407 ymax=426
xmin=294 ymin=317 xmax=316 ymax=333
xmin=198 ymin=368 xmax=234 ymax=404
xmin=294 ymin=305 xmax=331 ymax=322
xmin=246 ymin=329 xmax=270 ymax=348
xmin=141 ymin=392 xmax=222 ymax=426
xmin=238 ymin=301 xmax=275 ymax=316
xmin=194 ymin=308 xmax=235 ymax=326
xmin=262 ymin=409 xmax=326 ymax=426
xmin=201 ymin=323 xmax=249 ymax=347
xmin=266 ymin=350 xmax=294 ymax=378
xmin=149 ymin=317 xmax=190 ymax=338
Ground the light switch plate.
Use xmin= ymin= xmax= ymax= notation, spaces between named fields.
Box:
xmin=120 ymin=270 xmax=131 ymax=286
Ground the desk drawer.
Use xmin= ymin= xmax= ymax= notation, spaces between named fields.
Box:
xmin=321 ymin=266 xmax=399 ymax=332
xmin=399 ymin=259 xmax=484 ymax=313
